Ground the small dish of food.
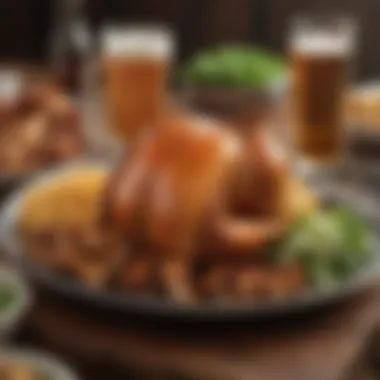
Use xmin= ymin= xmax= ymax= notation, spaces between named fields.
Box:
xmin=0 ymin=264 xmax=32 ymax=340
xmin=179 ymin=45 xmax=287 ymax=119
xmin=346 ymin=81 xmax=380 ymax=131
xmin=346 ymin=81 xmax=380 ymax=144
xmin=1 ymin=112 xmax=379 ymax=320
xmin=345 ymin=81 xmax=380 ymax=169
xmin=0 ymin=348 xmax=78 ymax=380
xmin=0 ymin=71 xmax=85 ymax=191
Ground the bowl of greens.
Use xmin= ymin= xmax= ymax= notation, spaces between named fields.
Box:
xmin=0 ymin=265 xmax=32 ymax=340
xmin=179 ymin=45 xmax=288 ymax=118
xmin=0 ymin=348 xmax=78 ymax=380
xmin=274 ymin=206 xmax=378 ymax=293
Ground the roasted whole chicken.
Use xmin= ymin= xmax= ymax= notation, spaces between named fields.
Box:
xmin=20 ymin=110 xmax=317 ymax=304
xmin=103 ymin=111 xmax=304 ymax=302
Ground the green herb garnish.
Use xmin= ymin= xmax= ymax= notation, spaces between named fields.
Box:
xmin=275 ymin=208 xmax=373 ymax=289
xmin=181 ymin=45 xmax=287 ymax=90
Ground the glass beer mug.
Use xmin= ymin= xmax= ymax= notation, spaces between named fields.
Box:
xmin=288 ymin=14 xmax=356 ymax=175
xmin=101 ymin=25 xmax=175 ymax=146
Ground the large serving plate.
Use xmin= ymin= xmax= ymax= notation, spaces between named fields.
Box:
xmin=1 ymin=161 xmax=380 ymax=321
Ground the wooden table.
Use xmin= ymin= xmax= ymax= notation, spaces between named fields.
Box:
xmin=17 ymin=288 xmax=380 ymax=380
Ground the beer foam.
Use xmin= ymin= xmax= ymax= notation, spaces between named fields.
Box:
xmin=291 ymin=32 xmax=354 ymax=57
xmin=102 ymin=25 xmax=175 ymax=60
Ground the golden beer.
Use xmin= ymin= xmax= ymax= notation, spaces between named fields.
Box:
xmin=102 ymin=26 xmax=174 ymax=144
xmin=289 ymin=16 xmax=355 ymax=165
xmin=292 ymin=52 xmax=347 ymax=161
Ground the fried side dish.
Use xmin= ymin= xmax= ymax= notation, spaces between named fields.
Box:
xmin=0 ymin=81 xmax=84 ymax=172
xmin=19 ymin=111 xmax=321 ymax=305
xmin=19 ymin=167 xmax=126 ymax=288
xmin=19 ymin=167 xmax=109 ymax=231
xmin=346 ymin=88 xmax=380 ymax=129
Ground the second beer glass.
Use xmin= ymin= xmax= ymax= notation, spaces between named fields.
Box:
xmin=289 ymin=15 xmax=356 ymax=173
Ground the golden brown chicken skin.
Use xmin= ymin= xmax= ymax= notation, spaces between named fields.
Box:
xmin=103 ymin=111 xmax=290 ymax=302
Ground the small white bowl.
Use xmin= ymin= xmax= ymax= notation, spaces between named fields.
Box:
xmin=0 ymin=264 xmax=32 ymax=340
xmin=0 ymin=348 xmax=79 ymax=380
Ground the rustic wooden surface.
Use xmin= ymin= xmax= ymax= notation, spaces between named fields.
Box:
xmin=17 ymin=288 xmax=380 ymax=380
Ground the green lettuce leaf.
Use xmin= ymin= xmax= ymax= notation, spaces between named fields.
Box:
xmin=275 ymin=208 xmax=372 ymax=289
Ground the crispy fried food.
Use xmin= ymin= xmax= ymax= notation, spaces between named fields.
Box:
xmin=19 ymin=167 xmax=110 ymax=232
xmin=0 ymin=81 xmax=83 ymax=172
xmin=197 ymin=263 xmax=305 ymax=303
xmin=279 ymin=176 xmax=319 ymax=223
xmin=20 ymin=168 xmax=127 ymax=289
xmin=346 ymin=89 xmax=380 ymax=129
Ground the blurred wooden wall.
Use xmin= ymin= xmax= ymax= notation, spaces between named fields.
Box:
xmin=0 ymin=0 xmax=50 ymax=62
xmin=87 ymin=0 xmax=261 ymax=61
xmin=263 ymin=0 xmax=380 ymax=79
xmin=0 ymin=0 xmax=379 ymax=77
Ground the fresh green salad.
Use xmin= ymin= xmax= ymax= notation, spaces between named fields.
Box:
xmin=275 ymin=208 xmax=374 ymax=289
xmin=181 ymin=45 xmax=287 ymax=90
xmin=0 ymin=284 xmax=15 ymax=314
